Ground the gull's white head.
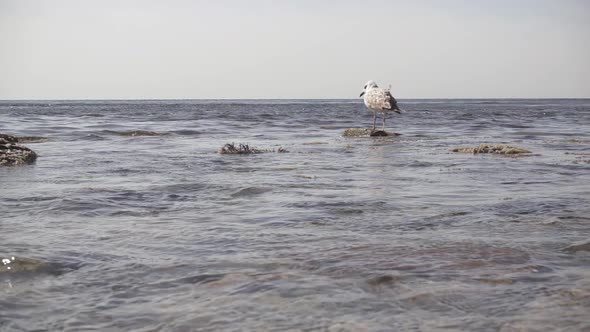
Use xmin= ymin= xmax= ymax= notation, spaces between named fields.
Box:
xmin=360 ymin=80 xmax=378 ymax=97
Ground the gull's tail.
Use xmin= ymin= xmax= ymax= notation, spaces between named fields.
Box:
xmin=385 ymin=91 xmax=402 ymax=114
xmin=391 ymin=107 xmax=402 ymax=114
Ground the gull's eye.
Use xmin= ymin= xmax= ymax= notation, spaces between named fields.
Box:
xmin=364 ymin=85 xmax=367 ymax=89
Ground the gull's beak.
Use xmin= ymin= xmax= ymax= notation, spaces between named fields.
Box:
xmin=359 ymin=91 xmax=365 ymax=97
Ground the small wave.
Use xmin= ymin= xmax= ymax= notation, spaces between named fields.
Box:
xmin=105 ymin=130 xmax=170 ymax=137
xmin=230 ymin=187 xmax=272 ymax=198
xmin=171 ymin=129 xmax=200 ymax=136
xmin=83 ymin=134 xmax=107 ymax=141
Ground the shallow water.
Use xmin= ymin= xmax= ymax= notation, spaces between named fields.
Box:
xmin=1 ymin=99 xmax=589 ymax=331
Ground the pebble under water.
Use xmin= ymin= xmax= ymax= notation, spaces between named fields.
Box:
xmin=1 ymin=99 xmax=589 ymax=331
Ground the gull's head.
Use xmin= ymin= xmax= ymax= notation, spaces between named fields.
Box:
xmin=359 ymin=80 xmax=378 ymax=97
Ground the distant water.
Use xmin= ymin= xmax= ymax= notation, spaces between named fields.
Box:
xmin=1 ymin=99 xmax=589 ymax=331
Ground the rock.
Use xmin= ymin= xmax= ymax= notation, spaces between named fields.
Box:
xmin=0 ymin=134 xmax=48 ymax=144
xmin=342 ymin=128 xmax=401 ymax=137
xmin=568 ymin=138 xmax=590 ymax=144
xmin=369 ymin=130 xmax=388 ymax=137
xmin=117 ymin=130 xmax=167 ymax=137
xmin=367 ymin=274 xmax=400 ymax=286
xmin=453 ymin=144 xmax=531 ymax=155
xmin=564 ymin=241 xmax=590 ymax=253
xmin=219 ymin=143 xmax=263 ymax=154
xmin=17 ymin=136 xmax=49 ymax=143
xmin=343 ymin=128 xmax=372 ymax=137
xmin=219 ymin=143 xmax=287 ymax=154
xmin=0 ymin=134 xmax=18 ymax=144
xmin=0 ymin=136 xmax=38 ymax=166
xmin=1 ymin=257 xmax=48 ymax=273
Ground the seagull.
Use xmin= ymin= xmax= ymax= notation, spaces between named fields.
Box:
xmin=359 ymin=80 xmax=401 ymax=131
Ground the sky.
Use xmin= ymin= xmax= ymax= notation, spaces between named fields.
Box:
xmin=1 ymin=0 xmax=589 ymax=99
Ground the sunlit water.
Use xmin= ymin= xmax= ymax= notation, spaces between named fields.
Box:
xmin=1 ymin=99 xmax=589 ymax=331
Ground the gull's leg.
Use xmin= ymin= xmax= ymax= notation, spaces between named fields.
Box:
xmin=382 ymin=113 xmax=386 ymax=131
xmin=372 ymin=112 xmax=377 ymax=131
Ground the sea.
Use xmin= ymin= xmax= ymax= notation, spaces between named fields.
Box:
xmin=1 ymin=99 xmax=589 ymax=331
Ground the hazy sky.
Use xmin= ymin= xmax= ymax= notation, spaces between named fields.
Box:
xmin=1 ymin=0 xmax=589 ymax=99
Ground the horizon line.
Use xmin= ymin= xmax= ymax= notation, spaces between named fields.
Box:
xmin=1 ymin=97 xmax=590 ymax=102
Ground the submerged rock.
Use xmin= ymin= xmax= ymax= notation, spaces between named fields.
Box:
xmin=367 ymin=275 xmax=401 ymax=286
xmin=0 ymin=134 xmax=49 ymax=143
xmin=1 ymin=257 xmax=48 ymax=273
xmin=0 ymin=134 xmax=38 ymax=166
xmin=564 ymin=241 xmax=590 ymax=253
xmin=342 ymin=128 xmax=401 ymax=137
xmin=117 ymin=130 xmax=167 ymax=137
xmin=567 ymin=138 xmax=590 ymax=144
xmin=452 ymin=144 xmax=531 ymax=155
xmin=17 ymin=136 xmax=49 ymax=143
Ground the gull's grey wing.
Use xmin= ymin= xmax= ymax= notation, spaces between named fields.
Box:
xmin=367 ymin=88 xmax=401 ymax=113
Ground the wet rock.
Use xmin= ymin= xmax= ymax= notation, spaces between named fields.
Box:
xmin=369 ymin=130 xmax=388 ymax=137
xmin=342 ymin=128 xmax=401 ymax=137
xmin=118 ymin=130 xmax=167 ymax=137
xmin=219 ymin=143 xmax=287 ymax=154
xmin=0 ymin=134 xmax=49 ymax=144
xmin=219 ymin=143 xmax=263 ymax=154
xmin=0 ymin=134 xmax=18 ymax=143
xmin=452 ymin=144 xmax=531 ymax=155
xmin=367 ymin=274 xmax=400 ymax=286
xmin=343 ymin=128 xmax=371 ymax=137
xmin=1 ymin=257 xmax=48 ymax=273
xmin=564 ymin=241 xmax=590 ymax=253
xmin=17 ymin=136 xmax=49 ymax=143
xmin=568 ymin=138 xmax=590 ymax=144
xmin=0 ymin=136 xmax=38 ymax=166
